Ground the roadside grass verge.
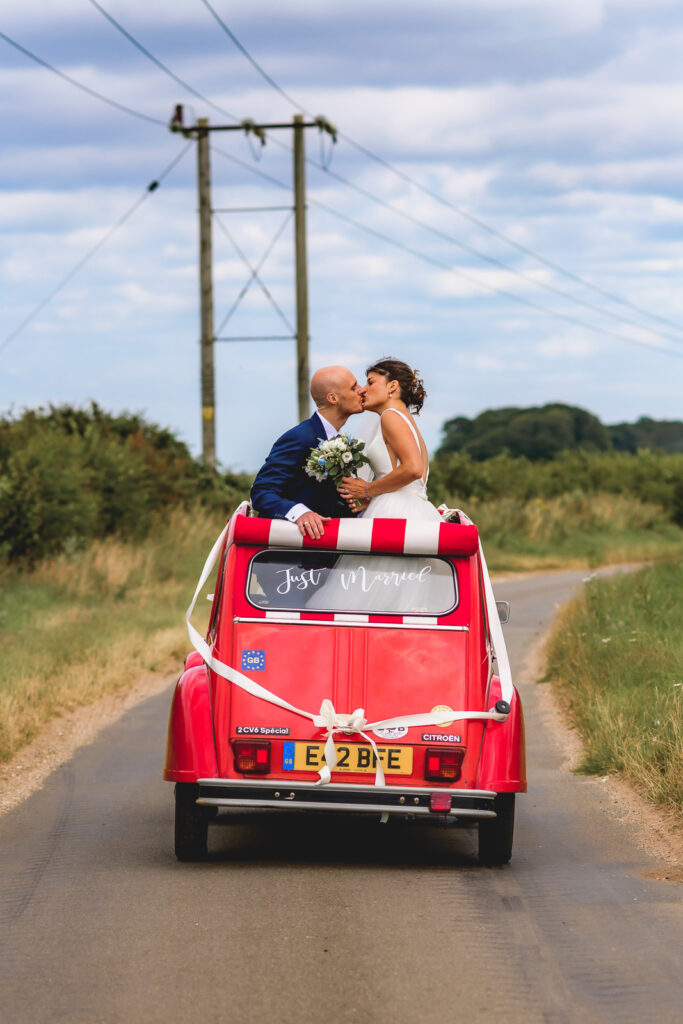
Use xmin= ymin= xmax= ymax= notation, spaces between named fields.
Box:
xmin=458 ymin=493 xmax=683 ymax=571
xmin=544 ymin=560 xmax=683 ymax=815
xmin=0 ymin=507 xmax=222 ymax=763
xmin=1 ymin=493 xmax=681 ymax=764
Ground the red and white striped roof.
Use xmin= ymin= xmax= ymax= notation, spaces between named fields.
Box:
xmin=232 ymin=513 xmax=479 ymax=557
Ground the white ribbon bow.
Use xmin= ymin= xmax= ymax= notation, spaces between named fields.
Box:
xmin=313 ymin=699 xmax=386 ymax=785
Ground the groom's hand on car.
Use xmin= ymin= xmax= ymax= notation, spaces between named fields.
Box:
xmin=295 ymin=511 xmax=330 ymax=539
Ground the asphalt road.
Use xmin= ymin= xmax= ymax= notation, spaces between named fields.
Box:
xmin=1 ymin=569 xmax=682 ymax=1024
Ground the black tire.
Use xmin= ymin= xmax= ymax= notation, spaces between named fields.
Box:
xmin=174 ymin=783 xmax=209 ymax=861
xmin=478 ymin=793 xmax=515 ymax=866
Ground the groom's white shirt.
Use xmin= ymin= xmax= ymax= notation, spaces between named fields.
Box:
xmin=285 ymin=411 xmax=339 ymax=523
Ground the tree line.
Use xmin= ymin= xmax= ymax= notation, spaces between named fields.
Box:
xmin=438 ymin=403 xmax=683 ymax=461
xmin=1 ymin=402 xmax=681 ymax=565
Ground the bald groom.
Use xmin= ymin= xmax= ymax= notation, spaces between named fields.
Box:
xmin=250 ymin=366 xmax=364 ymax=539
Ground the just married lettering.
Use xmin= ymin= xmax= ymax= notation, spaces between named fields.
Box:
xmin=275 ymin=563 xmax=433 ymax=596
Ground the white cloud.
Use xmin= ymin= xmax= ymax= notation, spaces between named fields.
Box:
xmin=537 ymin=332 xmax=600 ymax=358
xmin=471 ymin=353 xmax=506 ymax=372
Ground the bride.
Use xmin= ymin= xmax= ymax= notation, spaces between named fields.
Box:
xmin=304 ymin=359 xmax=444 ymax=613
xmin=338 ymin=358 xmax=441 ymax=522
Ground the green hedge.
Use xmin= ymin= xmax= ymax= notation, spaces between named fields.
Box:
xmin=428 ymin=448 xmax=683 ymax=523
xmin=0 ymin=403 xmax=252 ymax=563
xmin=3 ymin=403 xmax=680 ymax=565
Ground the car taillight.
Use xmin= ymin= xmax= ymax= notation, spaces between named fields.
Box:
xmin=424 ymin=747 xmax=465 ymax=782
xmin=429 ymin=792 xmax=453 ymax=813
xmin=233 ymin=740 xmax=271 ymax=774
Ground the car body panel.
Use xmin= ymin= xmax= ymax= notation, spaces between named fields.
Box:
xmin=164 ymin=665 xmax=217 ymax=782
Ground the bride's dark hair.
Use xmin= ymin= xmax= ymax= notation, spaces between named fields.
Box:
xmin=366 ymin=358 xmax=427 ymax=413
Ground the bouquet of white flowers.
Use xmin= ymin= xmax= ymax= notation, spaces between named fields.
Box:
xmin=303 ymin=433 xmax=370 ymax=485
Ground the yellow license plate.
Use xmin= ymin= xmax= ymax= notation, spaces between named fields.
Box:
xmin=285 ymin=742 xmax=413 ymax=775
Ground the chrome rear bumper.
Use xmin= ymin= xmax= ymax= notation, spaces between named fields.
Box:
xmin=196 ymin=778 xmax=497 ymax=819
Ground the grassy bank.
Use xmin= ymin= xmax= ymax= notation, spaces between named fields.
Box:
xmin=0 ymin=507 xmax=222 ymax=763
xmin=1 ymin=494 xmax=681 ymax=765
xmin=545 ymin=560 xmax=683 ymax=815
xmin=453 ymin=493 xmax=683 ymax=571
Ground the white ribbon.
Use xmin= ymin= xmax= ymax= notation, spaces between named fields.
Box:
xmin=448 ymin=508 xmax=513 ymax=705
xmin=311 ymin=700 xmax=508 ymax=785
xmin=186 ymin=508 xmax=512 ymax=787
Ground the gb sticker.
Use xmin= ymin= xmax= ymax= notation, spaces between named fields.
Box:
xmin=241 ymin=650 xmax=266 ymax=671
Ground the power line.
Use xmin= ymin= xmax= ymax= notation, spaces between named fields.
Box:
xmin=307 ymin=157 xmax=683 ymax=348
xmin=201 ymin=4 xmax=683 ymax=337
xmin=311 ymin=201 xmax=683 ymax=360
xmin=209 ymin=143 xmax=683 ymax=360
xmin=0 ymin=30 xmax=166 ymax=126
xmin=211 ymin=143 xmax=292 ymax=192
xmin=267 ymin=130 xmax=683 ymax=345
xmin=30 ymin=0 xmax=676 ymax=352
xmin=85 ymin=0 xmax=241 ymax=121
xmin=198 ymin=0 xmax=301 ymax=110
xmin=337 ymin=133 xmax=683 ymax=336
xmin=0 ymin=144 xmax=192 ymax=356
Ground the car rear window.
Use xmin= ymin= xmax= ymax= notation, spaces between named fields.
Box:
xmin=246 ymin=549 xmax=457 ymax=616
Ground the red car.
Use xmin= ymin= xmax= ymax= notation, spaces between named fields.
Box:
xmin=164 ymin=503 xmax=526 ymax=864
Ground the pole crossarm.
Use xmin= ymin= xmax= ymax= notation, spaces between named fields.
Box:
xmin=213 ymin=206 xmax=293 ymax=213
xmin=170 ymin=106 xmax=337 ymax=142
xmin=214 ymin=335 xmax=295 ymax=342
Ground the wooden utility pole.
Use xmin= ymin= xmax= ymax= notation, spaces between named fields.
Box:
xmin=170 ymin=107 xmax=336 ymax=459
xmin=293 ymin=114 xmax=310 ymax=423
xmin=197 ymin=118 xmax=216 ymax=467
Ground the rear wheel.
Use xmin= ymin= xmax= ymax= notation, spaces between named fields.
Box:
xmin=174 ymin=783 xmax=208 ymax=861
xmin=478 ymin=793 xmax=515 ymax=866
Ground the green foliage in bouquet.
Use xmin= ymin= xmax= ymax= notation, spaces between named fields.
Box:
xmin=304 ymin=434 xmax=370 ymax=483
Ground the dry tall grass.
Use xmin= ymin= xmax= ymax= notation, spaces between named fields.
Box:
xmin=1 ymin=494 xmax=681 ymax=765
xmin=0 ymin=506 xmax=223 ymax=761
xmin=460 ymin=492 xmax=682 ymax=570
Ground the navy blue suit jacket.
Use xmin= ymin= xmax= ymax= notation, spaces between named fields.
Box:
xmin=250 ymin=412 xmax=355 ymax=520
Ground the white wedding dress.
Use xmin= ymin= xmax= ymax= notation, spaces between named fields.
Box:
xmin=303 ymin=409 xmax=447 ymax=613
xmin=360 ymin=408 xmax=441 ymax=522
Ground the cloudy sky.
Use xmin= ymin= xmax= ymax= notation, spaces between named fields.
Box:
xmin=2 ymin=0 xmax=682 ymax=469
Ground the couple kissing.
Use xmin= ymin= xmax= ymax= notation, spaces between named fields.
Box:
xmin=250 ymin=358 xmax=441 ymax=539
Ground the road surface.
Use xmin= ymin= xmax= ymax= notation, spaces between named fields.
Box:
xmin=1 ymin=568 xmax=682 ymax=1023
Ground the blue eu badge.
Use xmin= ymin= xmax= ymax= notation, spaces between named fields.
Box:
xmin=241 ymin=650 xmax=266 ymax=671
xmin=283 ymin=742 xmax=295 ymax=771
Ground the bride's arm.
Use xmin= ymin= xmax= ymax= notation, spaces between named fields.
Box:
xmin=339 ymin=414 xmax=423 ymax=501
